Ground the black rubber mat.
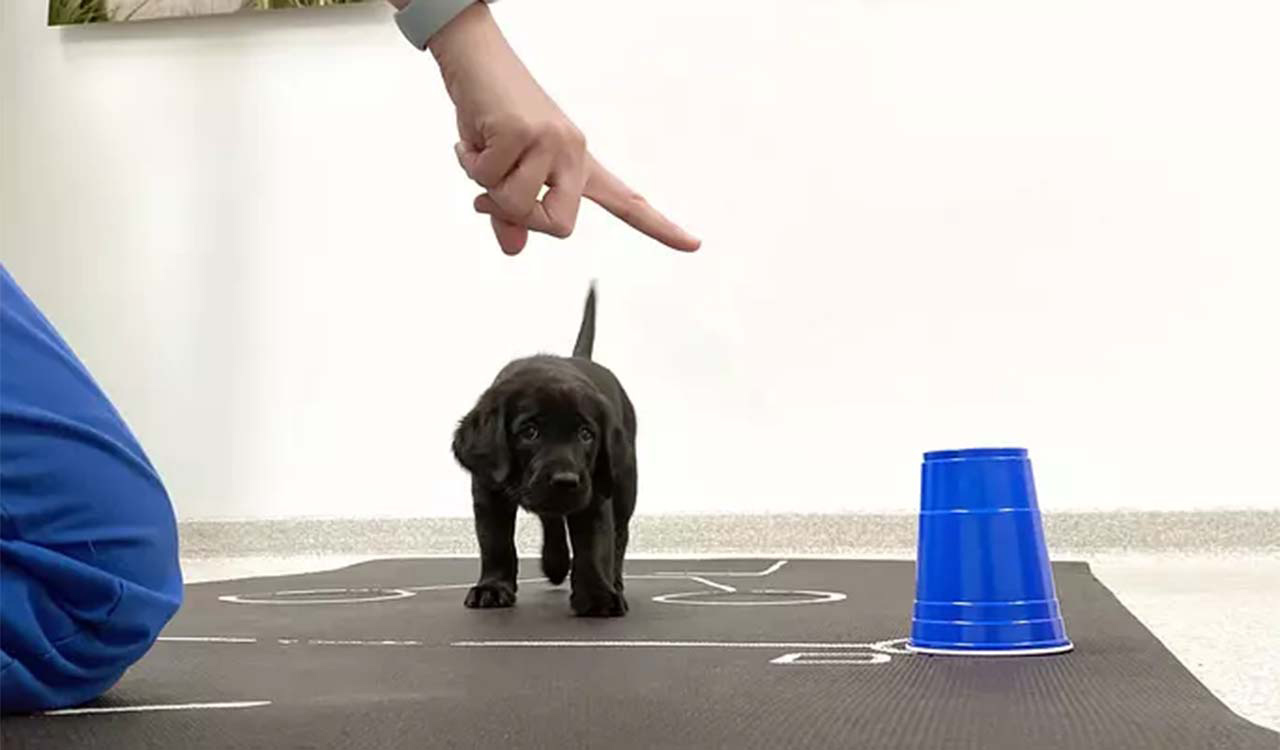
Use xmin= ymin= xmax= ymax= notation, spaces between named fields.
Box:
xmin=3 ymin=559 xmax=1275 ymax=749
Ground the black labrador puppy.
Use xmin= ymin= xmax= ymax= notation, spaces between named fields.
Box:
xmin=452 ymin=283 xmax=637 ymax=617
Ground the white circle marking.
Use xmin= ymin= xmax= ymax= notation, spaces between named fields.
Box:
xmin=219 ymin=587 xmax=416 ymax=605
xmin=652 ymin=589 xmax=847 ymax=606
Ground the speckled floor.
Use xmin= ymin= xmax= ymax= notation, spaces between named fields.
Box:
xmin=178 ymin=512 xmax=1279 ymax=732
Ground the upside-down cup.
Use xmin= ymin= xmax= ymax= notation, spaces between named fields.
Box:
xmin=908 ymin=448 xmax=1073 ymax=656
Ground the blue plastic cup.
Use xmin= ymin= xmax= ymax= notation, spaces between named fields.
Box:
xmin=908 ymin=447 xmax=1073 ymax=656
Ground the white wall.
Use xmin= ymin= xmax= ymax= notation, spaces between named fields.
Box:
xmin=2 ymin=0 xmax=1277 ymax=520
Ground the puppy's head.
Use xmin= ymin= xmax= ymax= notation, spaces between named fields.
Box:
xmin=453 ymin=365 xmax=624 ymax=516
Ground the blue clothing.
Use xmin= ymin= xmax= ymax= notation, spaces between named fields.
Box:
xmin=1 ymin=264 xmax=183 ymax=714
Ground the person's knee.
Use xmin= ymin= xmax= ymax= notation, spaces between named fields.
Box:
xmin=1 ymin=531 xmax=182 ymax=714
xmin=1 ymin=441 xmax=183 ymax=714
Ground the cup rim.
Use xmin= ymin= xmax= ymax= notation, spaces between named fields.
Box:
xmin=906 ymin=641 xmax=1073 ymax=657
xmin=923 ymin=447 xmax=1028 ymax=462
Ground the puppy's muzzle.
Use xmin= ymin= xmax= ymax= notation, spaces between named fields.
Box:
xmin=523 ymin=470 xmax=590 ymax=515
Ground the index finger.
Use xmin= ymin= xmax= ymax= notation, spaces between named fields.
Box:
xmin=582 ymin=154 xmax=701 ymax=252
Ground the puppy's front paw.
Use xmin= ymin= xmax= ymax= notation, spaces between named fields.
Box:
xmin=571 ymin=588 xmax=628 ymax=617
xmin=464 ymin=582 xmax=516 ymax=609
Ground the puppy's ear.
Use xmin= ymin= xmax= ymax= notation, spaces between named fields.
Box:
xmin=452 ymin=387 xmax=511 ymax=486
xmin=593 ymin=407 xmax=633 ymax=499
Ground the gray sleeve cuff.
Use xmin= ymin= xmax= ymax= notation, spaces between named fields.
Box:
xmin=394 ymin=0 xmax=495 ymax=51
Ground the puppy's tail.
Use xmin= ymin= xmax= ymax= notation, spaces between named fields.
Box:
xmin=572 ymin=281 xmax=596 ymax=360
xmin=540 ymin=515 xmax=570 ymax=585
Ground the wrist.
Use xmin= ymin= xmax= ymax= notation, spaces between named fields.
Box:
xmin=392 ymin=0 xmax=494 ymax=54
xmin=427 ymin=2 xmax=499 ymax=64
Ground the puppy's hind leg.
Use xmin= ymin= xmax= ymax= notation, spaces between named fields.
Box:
xmin=540 ymin=514 xmax=570 ymax=585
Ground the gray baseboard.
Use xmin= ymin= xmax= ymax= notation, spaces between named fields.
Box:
xmin=179 ymin=511 xmax=1279 ymax=559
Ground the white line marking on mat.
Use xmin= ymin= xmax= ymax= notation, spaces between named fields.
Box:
xmin=403 ymin=583 xmax=473 ymax=592
xmin=451 ymin=640 xmax=880 ymax=649
xmin=154 ymin=636 xmax=914 ymax=652
xmin=405 ymin=577 xmax=545 ymax=592
xmin=157 ymin=636 xmax=258 ymax=644
xmin=42 ymin=701 xmax=271 ymax=716
xmin=649 ymin=560 xmax=788 ymax=578
xmin=870 ymin=638 xmax=914 ymax=655
xmin=687 ymin=576 xmax=737 ymax=592
xmin=770 ymin=652 xmax=892 ymax=665
xmin=306 ymin=639 xmax=424 ymax=646
xmin=160 ymin=637 xmax=425 ymax=647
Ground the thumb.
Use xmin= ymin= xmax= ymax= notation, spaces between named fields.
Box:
xmin=490 ymin=214 xmax=529 ymax=256
xmin=454 ymin=141 xmax=481 ymax=177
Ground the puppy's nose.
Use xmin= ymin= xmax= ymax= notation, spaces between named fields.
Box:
xmin=550 ymin=472 xmax=581 ymax=490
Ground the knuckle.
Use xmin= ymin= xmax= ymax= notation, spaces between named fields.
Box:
xmin=621 ymin=193 xmax=649 ymax=219
xmin=470 ymin=163 xmax=501 ymax=189
xmin=550 ymin=124 xmax=586 ymax=155
xmin=490 ymin=192 xmax=522 ymax=216
xmin=511 ymin=118 xmax=535 ymax=142
xmin=539 ymin=122 xmax=585 ymax=153
xmin=494 ymin=189 xmax=535 ymax=217
xmin=494 ymin=112 xmax=525 ymax=133
xmin=536 ymin=121 xmax=559 ymax=140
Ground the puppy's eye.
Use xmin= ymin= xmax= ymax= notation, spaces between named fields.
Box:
xmin=518 ymin=424 xmax=540 ymax=441
xmin=578 ymin=427 xmax=595 ymax=443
